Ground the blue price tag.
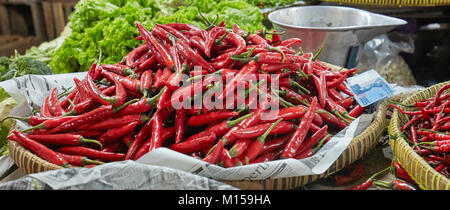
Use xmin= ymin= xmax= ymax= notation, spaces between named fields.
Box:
xmin=345 ymin=69 xmax=394 ymax=107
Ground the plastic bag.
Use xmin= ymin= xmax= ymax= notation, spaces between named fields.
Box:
xmin=356 ymin=32 xmax=417 ymax=86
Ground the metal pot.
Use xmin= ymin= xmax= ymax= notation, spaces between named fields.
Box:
xmin=268 ymin=6 xmax=407 ymax=68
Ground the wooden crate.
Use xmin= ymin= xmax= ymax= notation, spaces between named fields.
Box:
xmin=0 ymin=35 xmax=41 ymax=57
xmin=40 ymin=0 xmax=78 ymax=40
xmin=0 ymin=0 xmax=46 ymax=42
xmin=0 ymin=0 xmax=78 ymax=42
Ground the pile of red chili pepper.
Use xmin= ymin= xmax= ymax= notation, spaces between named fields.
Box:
xmin=388 ymin=83 xmax=450 ymax=178
xmin=5 ymin=18 xmax=364 ymax=168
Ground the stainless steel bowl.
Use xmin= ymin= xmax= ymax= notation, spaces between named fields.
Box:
xmin=268 ymin=6 xmax=407 ymax=68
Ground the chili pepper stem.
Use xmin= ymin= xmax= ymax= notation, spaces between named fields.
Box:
xmin=79 ymin=137 xmax=103 ymax=149
xmin=372 ymin=179 xmax=392 ymax=189
xmin=1 ymin=116 xmax=29 ymax=124
xmin=267 ymin=46 xmax=286 ymax=63
xmin=20 ymin=123 xmax=45 ymax=133
xmin=257 ymin=118 xmax=283 ymax=143
xmin=227 ymin=112 xmax=255 ymax=128
xmin=82 ymin=158 xmax=104 ymax=166
xmin=312 ymin=134 xmax=332 ymax=153
xmin=332 ymin=110 xmax=351 ymax=124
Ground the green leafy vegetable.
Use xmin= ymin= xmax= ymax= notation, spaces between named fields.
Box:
xmin=50 ymin=0 xmax=266 ymax=74
xmin=246 ymin=0 xmax=301 ymax=8
xmin=0 ymin=88 xmax=17 ymax=156
xmin=0 ymin=52 xmax=53 ymax=82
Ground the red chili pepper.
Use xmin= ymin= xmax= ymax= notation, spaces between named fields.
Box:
xmin=136 ymin=22 xmax=174 ymax=69
xmin=333 ymin=163 xmax=366 ymax=186
xmin=85 ymin=74 xmax=124 ymax=107
xmin=47 ymin=88 xmax=65 ymax=116
xmin=242 ymin=118 xmax=283 ymax=164
xmin=145 ymin=108 xmax=166 ymax=153
xmin=9 ymin=130 xmax=69 ymax=167
xmin=26 ymin=133 xmax=102 ymax=148
xmin=126 ymin=44 xmax=149 ymax=68
xmin=260 ymin=62 xmax=301 ymax=73
xmin=101 ymin=64 xmax=135 ymax=78
xmin=440 ymin=121 xmax=450 ymax=131
xmin=157 ymin=24 xmax=190 ymax=44
xmin=169 ymin=131 xmax=216 ymax=154
xmin=125 ymin=119 xmax=152 ymax=160
xmin=231 ymin=121 xmax=295 ymax=139
xmin=392 ymin=160 xmax=415 ymax=183
xmin=59 ymin=89 xmax=78 ymax=109
xmin=224 ymin=31 xmax=247 ymax=56
xmin=279 ymin=87 xmax=309 ymax=105
xmin=325 ymin=98 xmax=353 ymax=124
xmin=116 ymin=88 xmax=165 ymax=116
xmin=275 ymin=38 xmax=302 ymax=48
xmin=139 ymin=70 xmax=153 ymax=98
xmin=230 ymin=52 xmax=309 ymax=65
xmin=222 ymin=148 xmax=241 ymax=168
xmin=101 ymin=140 xmax=125 ymax=153
xmin=281 ymin=97 xmax=318 ymax=159
xmin=259 ymin=135 xmax=291 ymax=155
xmin=337 ymin=97 xmax=355 ymax=109
xmin=79 ymin=114 xmax=147 ymax=131
xmin=133 ymin=126 xmax=175 ymax=160
xmin=259 ymin=106 xmax=322 ymax=126
xmin=217 ymin=60 xmax=261 ymax=100
xmin=430 ymin=83 xmax=450 ymax=108
xmin=174 ymin=108 xmax=186 ymax=144
xmin=327 ymin=88 xmax=344 ymax=102
xmin=251 ymin=149 xmax=283 ymax=164
xmin=347 ymin=167 xmax=390 ymax=190
xmin=312 ymin=74 xmax=328 ymax=108
xmin=229 ymin=138 xmax=252 ymax=158
xmin=73 ymin=78 xmax=92 ymax=100
xmin=205 ymin=27 xmax=226 ymax=58
xmin=222 ymin=108 xmax=266 ymax=146
xmin=202 ymin=139 xmax=224 ymax=164
xmin=348 ymin=104 xmax=365 ymax=118
xmin=164 ymin=23 xmax=208 ymax=40
xmin=176 ymin=39 xmax=213 ymax=72
xmin=8 ymin=115 xmax=76 ymax=132
xmin=248 ymin=33 xmax=269 ymax=47
xmin=122 ymin=131 xmax=134 ymax=147
xmin=187 ymin=110 xmax=239 ymax=127
xmin=200 ymin=112 xmax=255 ymax=139
xmin=97 ymin=121 xmax=138 ymax=147
xmin=58 ymin=146 xmax=125 ymax=162
xmin=270 ymin=30 xmax=282 ymax=45
xmin=40 ymin=96 xmax=53 ymax=117
xmin=326 ymin=74 xmax=347 ymax=89
xmin=171 ymin=74 xmax=219 ymax=106
xmin=49 ymin=100 xmax=137 ymax=134
xmin=391 ymin=179 xmax=417 ymax=190
xmin=336 ymin=83 xmax=354 ymax=96
xmin=135 ymin=55 xmax=157 ymax=73
xmin=189 ymin=36 xmax=207 ymax=55
xmin=57 ymin=152 xmax=103 ymax=167
xmin=69 ymin=130 xmax=104 ymax=139
xmin=279 ymin=77 xmax=310 ymax=95
xmin=294 ymin=125 xmax=329 ymax=157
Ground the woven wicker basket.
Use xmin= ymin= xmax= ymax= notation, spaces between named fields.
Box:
xmin=388 ymin=81 xmax=450 ymax=190
xmin=7 ymin=63 xmax=396 ymax=189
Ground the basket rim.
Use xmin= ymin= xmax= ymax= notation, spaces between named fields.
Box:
xmin=389 ymin=81 xmax=450 ymax=190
